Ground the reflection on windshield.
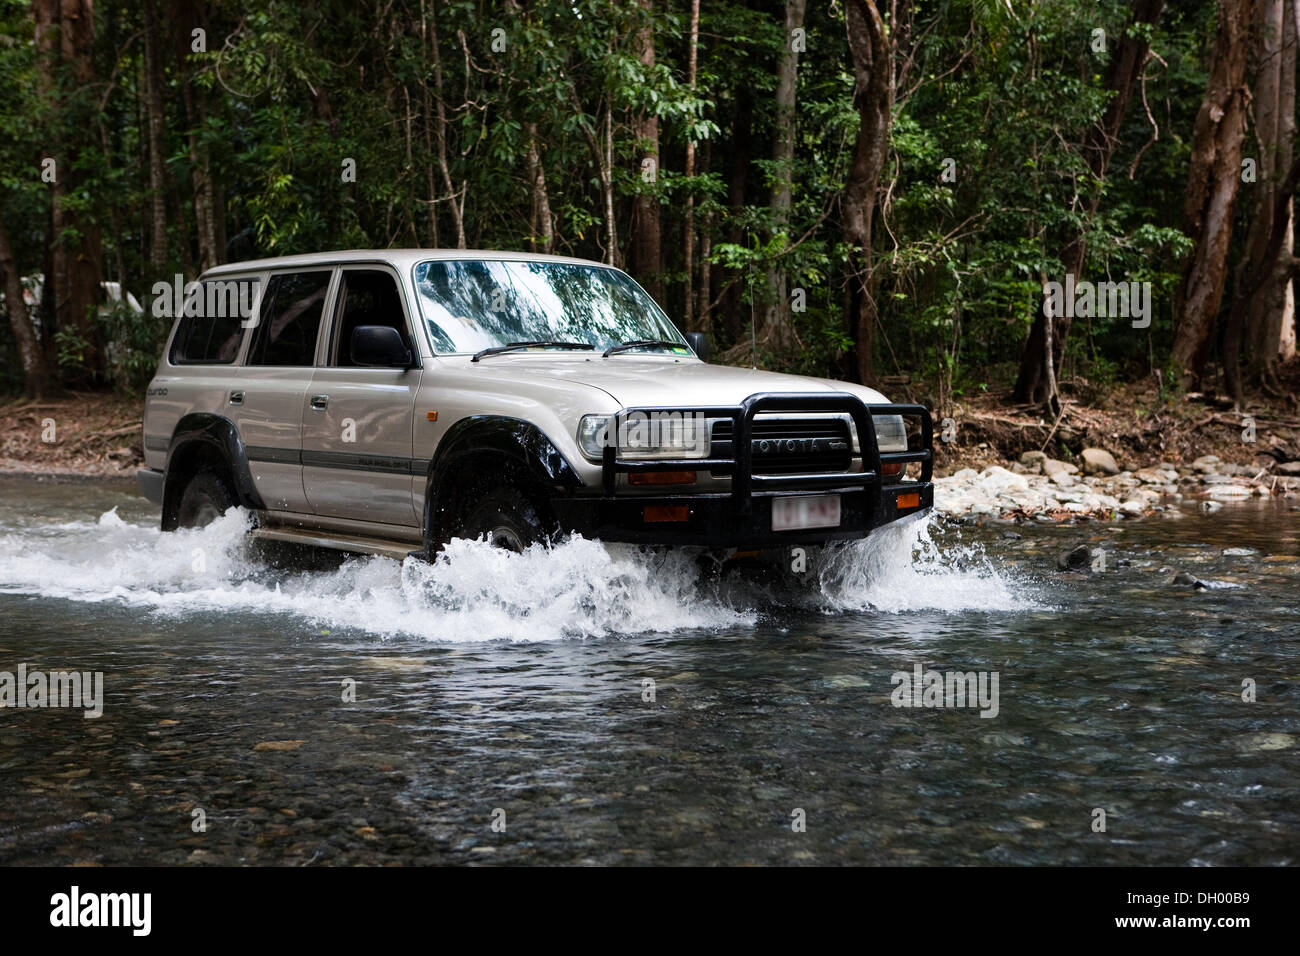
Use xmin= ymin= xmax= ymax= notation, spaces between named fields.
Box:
xmin=412 ymin=259 xmax=688 ymax=355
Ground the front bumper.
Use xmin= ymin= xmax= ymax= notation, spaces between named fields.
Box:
xmin=552 ymin=481 xmax=933 ymax=548
xmin=554 ymin=393 xmax=934 ymax=549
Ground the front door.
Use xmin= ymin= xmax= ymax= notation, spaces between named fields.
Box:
xmin=302 ymin=267 xmax=421 ymax=526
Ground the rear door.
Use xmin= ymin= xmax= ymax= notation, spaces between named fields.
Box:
xmin=232 ymin=269 xmax=334 ymax=514
xmin=301 ymin=266 xmax=421 ymax=526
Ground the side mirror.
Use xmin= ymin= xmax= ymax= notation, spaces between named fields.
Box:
xmin=352 ymin=325 xmax=412 ymax=368
xmin=685 ymin=331 xmax=710 ymax=363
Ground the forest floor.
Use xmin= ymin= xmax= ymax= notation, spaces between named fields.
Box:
xmin=928 ymin=356 xmax=1300 ymax=477
xmin=1 ymin=360 xmax=1297 ymax=510
xmin=0 ymin=393 xmax=144 ymax=480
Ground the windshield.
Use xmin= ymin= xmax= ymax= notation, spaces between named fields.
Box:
xmin=412 ymin=259 xmax=689 ymax=355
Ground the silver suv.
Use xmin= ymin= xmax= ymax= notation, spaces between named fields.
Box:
xmin=139 ymin=250 xmax=933 ymax=560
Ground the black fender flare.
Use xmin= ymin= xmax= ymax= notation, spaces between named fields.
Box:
xmin=421 ymin=416 xmax=584 ymax=551
xmin=161 ymin=412 xmax=265 ymax=530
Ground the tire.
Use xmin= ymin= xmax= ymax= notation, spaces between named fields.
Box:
xmin=176 ymin=469 xmax=237 ymax=529
xmin=458 ymin=486 xmax=548 ymax=552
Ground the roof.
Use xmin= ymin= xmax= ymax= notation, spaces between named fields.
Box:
xmin=202 ymin=248 xmax=612 ymax=278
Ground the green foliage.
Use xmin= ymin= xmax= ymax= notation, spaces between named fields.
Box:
xmin=0 ymin=0 xmax=1230 ymax=395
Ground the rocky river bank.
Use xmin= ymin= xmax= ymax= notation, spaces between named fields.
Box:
xmin=933 ymin=449 xmax=1300 ymax=523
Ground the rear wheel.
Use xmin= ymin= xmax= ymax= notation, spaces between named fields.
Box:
xmin=459 ymin=487 xmax=547 ymax=552
xmin=176 ymin=469 xmax=236 ymax=529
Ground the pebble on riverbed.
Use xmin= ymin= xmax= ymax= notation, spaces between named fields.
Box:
xmin=933 ymin=451 xmax=1297 ymax=523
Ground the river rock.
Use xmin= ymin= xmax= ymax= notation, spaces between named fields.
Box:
xmin=1200 ymin=500 xmax=1223 ymax=513
xmin=1277 ymin=461 xmax=1300 ymax=476
xmin=976 ymin=466 xmax=1030 ymax=492
xmin=1056 ymin=544 xmax=1092 ymax=570
xmin=1135 ymin=466 xmax=1177 ymax=484
xmin=1207 ymin=485 xmax=1253 ymax=500
xmin=1081 ymin=448 xmax=1119 ymax=475
xmin=1192 ymin=454 xmax=1221 ymax=474
xmin=1042 ymin=458 xmax=1078 ymax=478
xmin=1172 ymin=572 xmax=1209 ymax=590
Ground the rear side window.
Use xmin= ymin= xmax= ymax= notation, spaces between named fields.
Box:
xmin=247 ymin=271 xmax=331 ymax=366
xmin=169 ymin=279 xmax=259 ymax=364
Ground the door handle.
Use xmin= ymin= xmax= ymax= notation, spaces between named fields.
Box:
xmin=310 ymin=394 xmax=329 ymax=410
xmin=228 ymin=390 xmax=244 ymax=405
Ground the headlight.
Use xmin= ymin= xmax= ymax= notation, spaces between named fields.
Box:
xmin=873 ymin=414 xmax=908 ymax=453
xmin=578 ymin=412 xmax=710 ymax=460
xmin=577 ymin=415 xmax=612 ymax=458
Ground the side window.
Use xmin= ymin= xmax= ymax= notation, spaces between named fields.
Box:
xmin=247 ymin=271 xmax=330 ymax=366
xmin=169 ymin=279 xmax=259 ymax=364
xmin=330 ymin=270 xmax=413 ymax=366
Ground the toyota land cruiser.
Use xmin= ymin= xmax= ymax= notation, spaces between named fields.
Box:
xmin=138 ymin=250 xmax=933 ymax=561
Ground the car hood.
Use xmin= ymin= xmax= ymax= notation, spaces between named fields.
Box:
xmin=460 ymin=355 xmax=892 ymax=409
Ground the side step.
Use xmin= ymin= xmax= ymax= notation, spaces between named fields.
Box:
xmin=250 ymin=526 xmax=420 ymax=562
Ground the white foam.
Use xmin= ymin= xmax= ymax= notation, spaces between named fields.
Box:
xmin=0 ymin=507 xmax=1029 ymax=641
xmin=815 ymin=515 xmax=1032 ymax=613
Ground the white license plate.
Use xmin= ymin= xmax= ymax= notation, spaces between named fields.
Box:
xmin=771 ymin=494 xmax=842 ymax=531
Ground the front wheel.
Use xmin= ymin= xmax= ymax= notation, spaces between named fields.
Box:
xmin=459 ymin=487 xmax=548 ymax=552
xmin=176 ymin=469 xmax=237 ymax=529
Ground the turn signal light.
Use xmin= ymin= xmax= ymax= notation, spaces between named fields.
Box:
xmin=896 ymin=492 xmax=921 ymax=510
xmin=644 ymin=505 xmax=690 ymax=523
xmin=629 ymin=470 xmax=696 ymax=486
xmin=882 ymin=462 xmax=904 ymax=478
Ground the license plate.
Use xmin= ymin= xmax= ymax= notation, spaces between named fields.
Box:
xmin=771 ymin=494 xmax=842 ymax=531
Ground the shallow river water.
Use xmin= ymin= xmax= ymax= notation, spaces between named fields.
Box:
xmin=0 ymin=476 xmax=1296 ymax=865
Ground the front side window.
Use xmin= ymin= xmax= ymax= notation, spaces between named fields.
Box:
xmin=412 ymin=259 xmax=687 ymax=355
xmin=330 ymin=269 xmax=413 ymax=366
xmin=247 ymin=271 xmax=330 ymax=366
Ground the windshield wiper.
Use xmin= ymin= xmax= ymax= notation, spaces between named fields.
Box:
xmin=471 ymin=341 xmax=595 ymax=362
xmin=601 ymin=339 xmax=687 ymax=358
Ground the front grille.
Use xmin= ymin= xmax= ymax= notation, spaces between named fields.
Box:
xmin=711 ymin=417 xmax=854 ymax=475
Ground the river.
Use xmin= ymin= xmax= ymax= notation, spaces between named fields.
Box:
xmin=0 ymin=476 xmax=1296 ymax=864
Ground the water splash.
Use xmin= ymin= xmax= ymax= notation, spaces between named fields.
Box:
xmin=814 ymin=514 xmax=1032 ymax=613
xmin=0 ymin=506 xmax=1028 ymax=642
xmin=0 ymin=508 xmax=751 ymax=641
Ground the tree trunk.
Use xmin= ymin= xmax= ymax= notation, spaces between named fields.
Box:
xmin=418 ymin=0 xmax=439 ymax=247
xmin=843 ymin=0 xmax=891 ymax=387
xmin=761 ymin=0 xmax=805 ymax=353
xmin=143 ymin=0 xmax=170 ymax=271
xmin=1247 ymin=0 xmax=1298 ymax=381
xmin=1014 ymin=0 xmax=1166 ymax=406
xmin=34 ymin=0 xmax=105 ymax=386
xmin=429 ymin=6 xmax=466 ymax=249
xmin=631 ymin=0 xmax=662 ymax=303
xmin=720 ymin=88 xmax=753 ymax=342
xmin=0 ymin=209 xmax=52 ymax=397
xmin=1172 ymin=0 xmax=1256 ymax=388
xmin=683 ymin=0 xmax=701 ymax=331
xmin=525 ymin=123 xmax=554 ymax=253
xmin=173 ymin=0 xmax=219 ymax=270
